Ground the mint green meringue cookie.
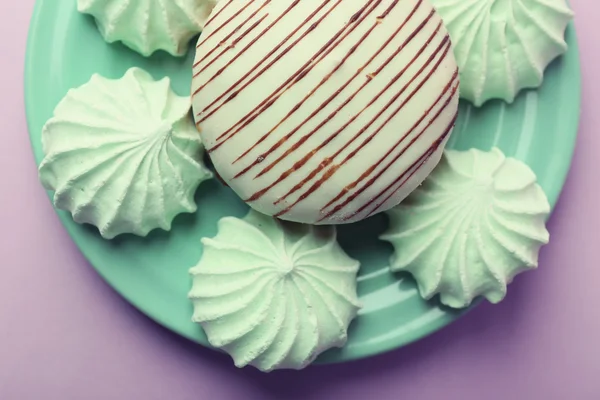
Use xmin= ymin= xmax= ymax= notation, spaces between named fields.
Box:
xmin=77 ymin=0 xmax=219 ymax=57
xmin=381 ymin=148 xmax=550 ymax=308
xmin=39 ymin=67 xmax=212 ymax=239
xmin=189 ymin=211 xmax=361 ymax=372
xmin=431 ymin=0 xmax=573 ymax=106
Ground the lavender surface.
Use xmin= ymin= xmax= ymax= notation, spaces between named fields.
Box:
xmin=1 ymin=0 xmax=598 ymax=398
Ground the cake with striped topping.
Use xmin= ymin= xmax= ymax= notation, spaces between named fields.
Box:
xmin=191 ymin=0 xmax=460 ymax=224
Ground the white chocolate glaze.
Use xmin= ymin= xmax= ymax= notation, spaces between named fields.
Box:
xmin=192 ymin=0 xmax=459 ymax=224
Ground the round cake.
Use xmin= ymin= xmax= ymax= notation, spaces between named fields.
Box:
xmin=191 ymin=0 xmax=460 ymax=224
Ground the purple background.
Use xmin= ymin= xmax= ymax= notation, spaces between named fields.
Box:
xmin=1 ymin=1 xmax=598 ymax=398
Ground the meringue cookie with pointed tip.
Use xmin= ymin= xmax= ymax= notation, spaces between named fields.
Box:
xmin=39 ymin=67 xmax=213 ymax=239
xmin=189 ymin=210 xmax=361 ymax=372
xmin=430 ymin=0 xmax=573 ymax=106
xmin=77 ymin=0 xmax=219 ymax=56
xmin=381 ymin=148 xmax=550 ymax=308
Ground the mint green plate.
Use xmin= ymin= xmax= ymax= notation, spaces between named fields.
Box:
xmin=25 ymin=0 xmax=580 ymax=364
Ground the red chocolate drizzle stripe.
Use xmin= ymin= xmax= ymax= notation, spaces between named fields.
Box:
xmin=231 ymin=0 xmax=406 ymax=176
xmin=203 ymin=0 xmax=379 ymax=145
xmin=203 ymin=0 xmax=236 ymax=30
xmin=192 ymin=0 xmax=305 ymax=99
xmin=193 ymin=12 xmax=269 ymax=75
xmin=320 ymin=70 xmax=458 ymax=213
xmin=193 ymin=2 xmax=270 ymax=72
xmin=263 ymin=21 xmax=443 ymax=210
xmin=319 ymin=77 xmax=459 ymax=222
xmin=197 ymin=0 xmax=257 ymax=50
xmin=251 ymin=3 xmax=432 ymax=190
xmin=364 ymin=147 xmax=436 ymax=218
xmin=241 ymin=3 xmax=431 ymax=204
xmin=264 ymin=16 xmax=439 ymax=206
xmin=360 ymin=114 xmax=457 ymax=221
xmin=235 ymin=0 xmax=419 ymax=177
xmin=272 ymin=35 xmax=451 ymax=218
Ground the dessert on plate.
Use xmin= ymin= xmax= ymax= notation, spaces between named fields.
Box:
xmin=381 ymin=148 xmax=550 ymax=308
xmin=191 ymin=0 xmax=460 ymax=225
xmin=39 ymin=68 xmax=212 ymax=239
xmin=430 ymin=0 xmax=574 ymax=106
xmin=77 ymin=0 xmax=219 ymax=56
xmin=33 ymin=0 xmax=574 ymax=371
xmin=189 ymin=210 xmax=361 ymax=372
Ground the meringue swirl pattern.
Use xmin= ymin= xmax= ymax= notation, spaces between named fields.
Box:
xmin=39 ymin=68 xmax=212 ymax=239
xmin=381 ymin=148 xmax=550 ymax=308
xmin=78 ymin=0 xmax=219 ymax=56
xmin=430 ymin=0 xmax=573 ymax=105
xmin=189 ymin=211 xmax=361 ymax=371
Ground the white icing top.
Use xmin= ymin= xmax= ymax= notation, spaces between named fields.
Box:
xmin=381 ymin=148 xmax=550 ymax=308
xmin=189 ymin=211 xmax=360 ymax=371
xmin=192 ymin=0 xmax=459 ymax=224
